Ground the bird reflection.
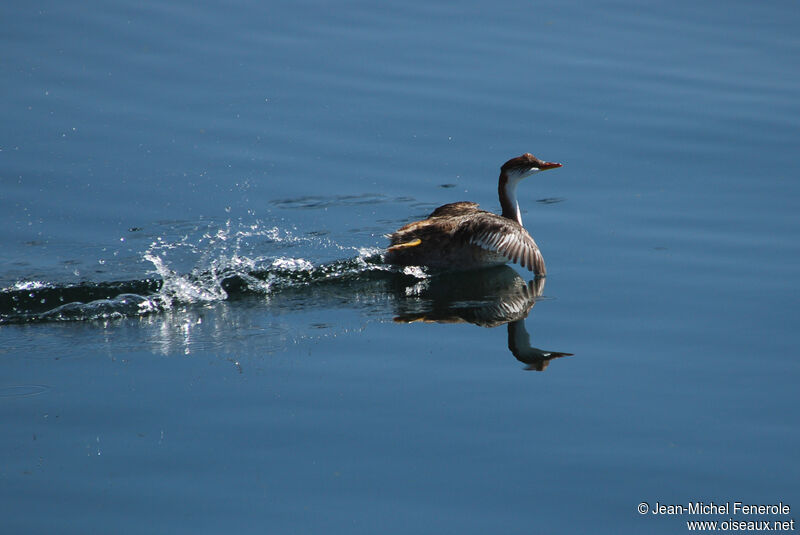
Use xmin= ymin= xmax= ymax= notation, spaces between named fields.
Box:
xmin=392 ymin=266 xmax=573 ymax=371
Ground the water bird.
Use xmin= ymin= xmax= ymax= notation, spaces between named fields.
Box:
xmin=386 ymin=153 xmax=562 ymax=275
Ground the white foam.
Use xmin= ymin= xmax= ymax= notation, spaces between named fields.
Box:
xmin=10 ymin=280 xmax=51 ymax=291
xmin=271 ymin=257 xmax=314 ymax=271
xmin=402 ymin=266 xmax=429 ymax=279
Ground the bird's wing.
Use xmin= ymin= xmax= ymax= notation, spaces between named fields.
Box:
xmin=391 ymin=202 xmax=480 ymax=240
xmin=457 ymin=214 xmax=546 ymax=275
xmin=428 ymin=202 xmax=481 ymax=218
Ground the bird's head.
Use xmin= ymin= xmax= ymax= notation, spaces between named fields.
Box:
xmin=501 ymin=153 xmax=562 ymax=180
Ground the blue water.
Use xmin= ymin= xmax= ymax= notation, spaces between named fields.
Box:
xmin=2 ymin=0 xmax=799 ymax=533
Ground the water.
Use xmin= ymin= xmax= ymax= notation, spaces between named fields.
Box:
xmin=2 ymin=0 xmax=799 ymax=533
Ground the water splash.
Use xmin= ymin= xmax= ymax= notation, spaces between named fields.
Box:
xmin=0 ymin=218 xmax=404 ymax=324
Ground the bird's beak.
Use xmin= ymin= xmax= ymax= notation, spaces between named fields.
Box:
xmin=538 ymin=161 xmax=562 ymax=171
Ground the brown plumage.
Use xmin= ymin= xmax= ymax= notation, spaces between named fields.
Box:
xmin=385 ymin=153 xmax=562 ymax=275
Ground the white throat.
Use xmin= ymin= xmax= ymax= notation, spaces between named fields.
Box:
xmin=500 ymin=167 xmax=540 ymax=226
xmin=501 ymin=175 xmax=524 ymax=226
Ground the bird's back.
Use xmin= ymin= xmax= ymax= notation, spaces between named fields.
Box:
xmin=386 ymin=202 xmax=545 ymax=274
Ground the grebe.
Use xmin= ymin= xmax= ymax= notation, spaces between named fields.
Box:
xmin=386 ymin=153 xmax=562 ymax=275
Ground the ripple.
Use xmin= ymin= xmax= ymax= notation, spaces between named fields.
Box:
xmin=270 ymin=193 xmax=414 ymax=210
xmin=0 ymin=384 xmax=51 ymax=399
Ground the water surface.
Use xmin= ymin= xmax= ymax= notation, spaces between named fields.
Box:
xmin=2 ymin=1 xmax=799 ymax=533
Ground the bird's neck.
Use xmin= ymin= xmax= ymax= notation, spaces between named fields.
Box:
xmin=499 ymin=172 xmax=523 ymax=226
